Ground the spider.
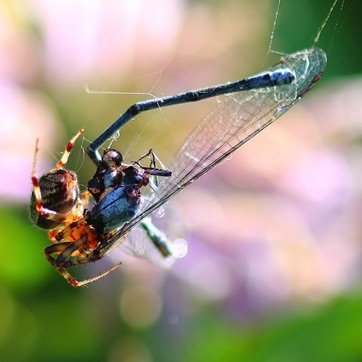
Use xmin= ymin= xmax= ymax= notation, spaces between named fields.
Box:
xmin=31 ymin=129 xmax=171 ymax=287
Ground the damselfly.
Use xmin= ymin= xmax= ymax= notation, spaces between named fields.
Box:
xmin=31 ymin=47 xmax=327 ymax=286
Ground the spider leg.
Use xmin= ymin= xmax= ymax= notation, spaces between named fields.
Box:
xmin=55 ymin=128 xmax=85 ymax=169
xmin=44 ymin=239 xmax=123 ymax=288
xmin=31 ymin=138 xmax=42 ymax=196
xmin=50 ymin=217 xmax=89 ymax=242
xmin=32 ymin=203 xmax=85 ymax=232
xmin=34 ymin=204 xmax=81 ymax=225
xmin=32 ymin=128 xmax=85 ymax=180
xmin=56 ymin=262 xmax=123 ymax=288
xmin=44 ymin=239 xmax=84 ymax=267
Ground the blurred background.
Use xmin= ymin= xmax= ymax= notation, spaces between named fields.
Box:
xmin=0 ymin=0 xmax=361 ymax=361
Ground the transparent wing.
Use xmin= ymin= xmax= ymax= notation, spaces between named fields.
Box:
xmin=102 ymin=47 xmax=327 ymax=258
xmin=118 ymin=205 xmax=188 ymax=267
